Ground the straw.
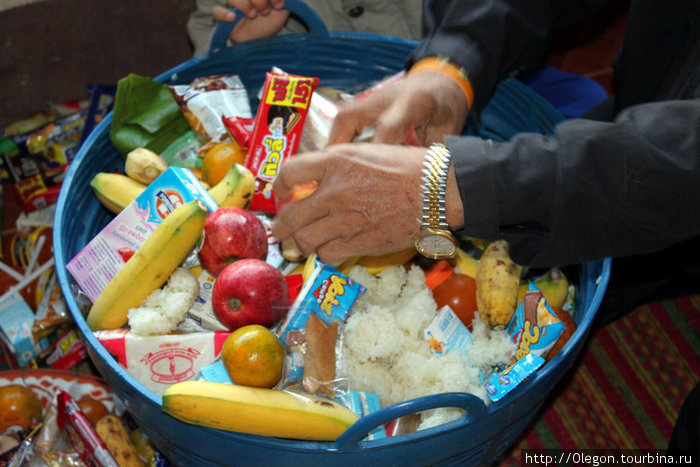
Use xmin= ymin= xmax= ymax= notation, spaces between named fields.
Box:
xmin=24 ymin=234 xmax=46 ymax=278
xmin=0 ymin=258 xmax=54 ymax=303
xmin=0 ymin=260 xmax=24 ymax=282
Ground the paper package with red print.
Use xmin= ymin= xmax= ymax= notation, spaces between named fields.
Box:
xmin=244 ymin=72 xmax=318 ymax=213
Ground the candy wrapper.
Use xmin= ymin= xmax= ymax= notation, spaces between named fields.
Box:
xmin=244 ymin=72 xmax=319 ymax=213
xmin=95 ymin=329 xmax=230 ymax=396
xmin=275 ymin=260 xmax=365 ymax=399
xmin=507 ymin=282 xmax=566 ymax=361
xmin=169 ymin=74 xmax=252 ymax=144
xmin=56 ymin=391 xmax=119 ymax=467
xmin=481 ymin=282 xmax=565 ymax=402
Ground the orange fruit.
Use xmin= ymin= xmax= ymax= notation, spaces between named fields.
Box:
xmin=201 ymin=141 xmax=246 ymax=186
xmin=77 ymin=396 xmax=110 ymax=426
xmin=0 ymin=384 xmax=43 ymax=432
xmin=221 ymin=324 xmax=285 ymax=388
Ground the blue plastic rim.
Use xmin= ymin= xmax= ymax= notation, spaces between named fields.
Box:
xmin=53 ymin=3 xmax=608 ymax=465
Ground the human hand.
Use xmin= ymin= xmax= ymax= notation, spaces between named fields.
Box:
xmin=271 ymin=143 xmax=428 ymax=266
xmin=212 ymin=0 xmax=289 ymax=43
xmin=328 ymin=72 xmax=469 ymax=146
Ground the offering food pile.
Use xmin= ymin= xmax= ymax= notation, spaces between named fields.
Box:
xmin=64 ymin=70 xmax=578 ymax=443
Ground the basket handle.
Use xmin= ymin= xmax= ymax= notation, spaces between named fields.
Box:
xmin=209 ymin=0 xmax=329 ymax=53
xmin=333 ymin=392 xmax=487 ymax=451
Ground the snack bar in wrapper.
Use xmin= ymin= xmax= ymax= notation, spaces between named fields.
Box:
xmin=245 ymin=72 xmax=319 ymax=213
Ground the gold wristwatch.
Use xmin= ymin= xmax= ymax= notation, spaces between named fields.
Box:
xmin=413 ymin=143 xmax=458 ymax=259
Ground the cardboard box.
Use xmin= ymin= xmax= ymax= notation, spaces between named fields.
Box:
xmin=67 ymin=167 xmax=218 ymax=302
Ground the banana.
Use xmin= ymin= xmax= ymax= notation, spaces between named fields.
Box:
xmin=475 ymin=239 xmax=523 ymax=329
xmin=452 ymin=247 xmax=478 ymax=278
xmin=125 ymin=147 xmax=169 ymax=184
xmin=90 ymin=172 xmax=147 ymax=214
xmin=92 ymin=163 xmax=254 ymax=215
xmin=86 ymin=200 xmax=208 ymax=331
xmin=207 ymin=163 xmax=254 ymax=209
xmin=95 ymin=414 xmax=145 ymax=467
xmin=162 ymin=380 xmax=359 ymax=441
xmin=517 ymin=267 xmax=570 ymax=309
xmin=354 ymin=247 xmax=417 ymax=275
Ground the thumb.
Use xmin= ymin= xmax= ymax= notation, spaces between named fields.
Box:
xmin=273 ymin=152 xmax=326 ymax=202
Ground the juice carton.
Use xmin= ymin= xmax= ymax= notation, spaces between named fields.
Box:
xmin=67 ymin=167 xmax=217 ymax=303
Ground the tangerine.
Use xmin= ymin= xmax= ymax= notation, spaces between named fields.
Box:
xmin=0 ymin=384 xmax=43 ymax=432
xmin=201 ymin=142 xmax=246 ymax=186
xmin=221 ymin=324 xmax=285 ymax=388
xmin=77 ymin=396 xmax=110 ymax=426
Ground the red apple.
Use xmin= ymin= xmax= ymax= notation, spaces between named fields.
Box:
xmin=198 ymin=206 xmax=268 ymax=276
xmin=212 ymin=258 xmax=289 ymax=330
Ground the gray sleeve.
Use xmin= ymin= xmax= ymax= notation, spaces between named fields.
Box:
xmin=450 ymin=98 xmax=700 ymax=268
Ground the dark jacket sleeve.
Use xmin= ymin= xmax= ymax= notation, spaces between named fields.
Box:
xmin=449 ymin=98 xmax=700 ymax=268
xmin=410 ymin=0 xmax=610 ymax=113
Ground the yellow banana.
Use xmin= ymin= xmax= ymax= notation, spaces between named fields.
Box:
xmin=90 ymin=172 xmax=147 ymax=214
xmin=125 ymin=147 xmax=169 ymax=184
xmin=354 ymin=247 xmax=417 ymax=275
xmin=475 ymin=240 xmax=523 ymax=329
xmin=86 ymin=200 xmax=208 ymax=331
xmin=517 ymin=267 xmax=570 ymax=309
xmin=207 ymin=163 xmax=254 ymax=209
xmin=162 ymin=381 xmax=358 ymax=441
xmin=453 ymin=247 xmax=478 ymax=278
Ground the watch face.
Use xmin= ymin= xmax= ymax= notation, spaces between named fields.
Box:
xmin=416 ymin=233 xmax=457 ymax=259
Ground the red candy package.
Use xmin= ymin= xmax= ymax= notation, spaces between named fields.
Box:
xmin=244 ymin=72 xmax=319 ymax=213
xmin=56 ymin=391 xmax=118 ymax=467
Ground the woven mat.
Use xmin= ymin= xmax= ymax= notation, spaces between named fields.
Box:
xmin=499 ymin=295 xmax=700 ymax=464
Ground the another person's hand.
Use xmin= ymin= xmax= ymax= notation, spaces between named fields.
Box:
xmin=328 ymin=72 xmax=469 ymax=146
xmin=271 ymin=143 xmax=428 ymax=266
xmin=212 ymin=0 xmax=289 ymax=43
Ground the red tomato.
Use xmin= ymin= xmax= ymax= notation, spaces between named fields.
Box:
xmin=431 ymin=273 xmax=478 ymax=330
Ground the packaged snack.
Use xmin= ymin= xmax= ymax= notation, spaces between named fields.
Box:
xmin=95 ymin=329 xmax=230 ymax=396
xmin=506 ymin=282 xmax=565 ymax=361
xmin=424 ymin=305 xmax=473 ymax=357
xmin=80 ymin=84 xmax=117 ymax=146
xmin=222 ymin=116 xmax=255 ymax=149
xmin=483 ymin=353 xmax=545 ymax=402
xmin=169 ymin=74 xmax=252 ymax=143
xmin=159 ymin=130 xmax=202 ymax=169
xmin=244 ymin=72 xmax=319 ymax=213
xmin=56 ymin=391 xmax=119 ymax=467
xmin=275 ymin=261 xmax=365 ymax=398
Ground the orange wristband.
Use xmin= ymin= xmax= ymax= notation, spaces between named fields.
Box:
xmin=409 ymin=56 xmax=474 ymax=109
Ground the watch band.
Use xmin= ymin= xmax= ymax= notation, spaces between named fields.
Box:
xmin=420 ymin=143 xmax=452 ymax=231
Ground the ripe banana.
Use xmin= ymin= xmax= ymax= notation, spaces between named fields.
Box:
xmin=162 ymin=380 xmax=359 ymax=441
xmin=125 ymin=147 xmax=169 ymax=184
xmin=86 ymin=200 xmax=208 ymax=331
xmin=207 ymin=163 xmax=254 ymax=209
xmin=354 ymin=247 xmax=417 ymax=275
xmin=475 ymin=240 xmax=523 ymax=329
xmin=90 ymin=172 xmax=147 ymax=214
xmin=517 ymin=267 xmax=570 ymax=309
xmin=453 ymin=247 xmax=478 ymax=278
xmin=95 ymin=414 xmax=145 ymax=467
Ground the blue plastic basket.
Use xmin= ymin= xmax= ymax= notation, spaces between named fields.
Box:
xmin=53 ymin=2 xmax=609 ymax=465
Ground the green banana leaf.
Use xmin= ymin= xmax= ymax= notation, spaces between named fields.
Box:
xmin=109 ymin=73 xmax=190 ymax=159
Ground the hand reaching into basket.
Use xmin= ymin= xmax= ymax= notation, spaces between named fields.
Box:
xmin=328 ymin=68 xmax=470 ymax=147
xmin=271 ymin=143 xmax=464 ymax=266
xmin=212 ymin=0 xmax=290 ymax=43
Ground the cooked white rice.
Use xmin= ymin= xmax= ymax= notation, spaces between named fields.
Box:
xmin=343 ymin=264 xmax=515 ymax=430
